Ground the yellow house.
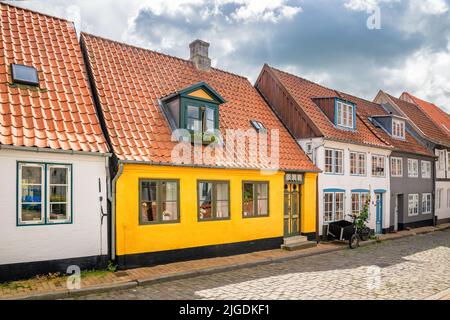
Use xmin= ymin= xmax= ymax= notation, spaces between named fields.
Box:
xmin=82 ymin=34 xmax=320 ymax=268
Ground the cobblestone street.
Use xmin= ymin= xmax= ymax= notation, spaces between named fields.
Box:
xmin=75 ymin=230 xmax=450 ymax=300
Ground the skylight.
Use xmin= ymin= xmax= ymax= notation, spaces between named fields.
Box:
xmin=11 ymin=64 xmax=39 ymax=86
xmin=250 ymin=120 xmax=266 ymax=132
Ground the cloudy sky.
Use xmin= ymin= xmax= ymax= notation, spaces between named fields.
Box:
xmin=10 ymin=0 xmax=450 ymax=112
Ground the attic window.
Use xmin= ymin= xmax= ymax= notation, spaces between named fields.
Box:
xmin=392 ymin=119 xmax=405 ymax=139
xmin=11 ymin=64 xmax=39 ymax=86
xmin=335 ymin=100 xmax=355 ymax=129
xmin=250 ymin=120 xmax=266 ymax=132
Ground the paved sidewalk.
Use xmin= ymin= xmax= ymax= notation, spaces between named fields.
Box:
xmin=1 ymin=223 xmax=449 ymax=300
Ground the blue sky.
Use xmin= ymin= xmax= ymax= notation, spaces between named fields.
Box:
xmin=10 ymin=0 xmax=450 ymax=112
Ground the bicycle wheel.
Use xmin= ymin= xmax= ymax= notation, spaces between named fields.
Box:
xmin=349 ymin=234 xmax=360 ymax=249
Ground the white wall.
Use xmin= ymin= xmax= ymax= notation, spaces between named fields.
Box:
xmin=0 ymin=149 xmax=108 ymax=265
xmin=436 ymin=181 xmax=450 ymax=221
xmin=299 ymin=138 xmax=391 ymax=234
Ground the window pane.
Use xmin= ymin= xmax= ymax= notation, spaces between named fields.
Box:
xmin=187 ymin=106 xmax=201 ymax=131
xmin=21 ymin=204 xmax=42 ymax=222
xmin=324 ymin=193 xmax=333 ymax=223
xmin=359 ymin=154 xmax=366 ymax=175
xmin=49 ymin=186 xmax=67 ymax=203
xmin=257 ymin=183 xmax=269 ymax=216
xmin=21 ymin=185 xmax=42 ymax=203
xmin=199 ymin=182 xmax=213 ymax=219
xmin=325 ymin=149 xmax=333 ymax=173
xmin=350 ymin=153 xmax=356 ymax=175
xmin=141 ymin=181 xmax=157 ymax=223
xmin=335 ymin=193 xmax=344 ymax=220
xmin=11 ymin=64 xmax=39 ymax=85
xmin=22 ymin=166 xmax=42 ymax=184
xmin=335 ymin=150 xmax=343 ymax=174
xmin=161 ymin=182 xmax=178 ymax=221
xmin=50 ymin=167 xmax=67 ymax=184
xmin=216 ymin=182 xmax=229 ymax=218
xmin=49 ymin=203 xmax=68 ymax=221
xmin=243 ymin=183 xmax=254 ymax=216
xmin=352 ymin=193 xmax=359 ymax=215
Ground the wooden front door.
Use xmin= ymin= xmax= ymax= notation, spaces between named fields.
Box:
xmin=284 ymin=184 xmax=301 ymax=237
xmin=375 ymin=193 xmax=383 ymax=234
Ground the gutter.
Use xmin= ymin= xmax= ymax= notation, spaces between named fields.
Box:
xmin=433 ymin=158 xmax=437 ymax=227
xmin=0 ymin=144 xmax=111 ymax=157
xmin=118 ymin=159 xmax=321 ymax=173
xmin=315 ymin=174 xmax=320 ymax=244
xmin=111 ymin=163 xmax=124 ymax=261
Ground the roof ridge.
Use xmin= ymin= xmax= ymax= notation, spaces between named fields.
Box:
xmin=81 ymin=32 xmax=249 ymax=82
xmin=0 ymin=1 xmax=75 ymax=25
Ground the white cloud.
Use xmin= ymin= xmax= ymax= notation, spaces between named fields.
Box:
xmin=380 ymin=39 xmax=450 ymax=111
xmin=411 ymin=0 xmax=449 ymax=15
xmin=344 ymin=0 xmax=399 ymax=11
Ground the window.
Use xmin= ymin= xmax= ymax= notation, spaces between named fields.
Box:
xmin=421 ymin=161 xmax=431 ymax=179
xmin=250 ymin=120 xmax=266 ymax=132
xmin=391 ymin=157 xmax=403 ymax=177
xmin=351 ymin=192 xmax=369 ymax=216
xmin=422 ymin=193 xmax=432 ymax=214
xmin=186 ymin=104 xmax=215 ymax=134
xmin=371 ymin=155 xmax=386 ymax=177
xmin=408 ymin=159 xmax=419 ymax=178
xmin=336 ymin=100 xmax=354 ymax=129
xmin=437 ymin=188 xmax=443 ymax=209
xmin=11 ymin=64 xmax=39 ymax=86
xmin=324 ymin=148 xmax=343 ymax=174
xmin=408 ymin=194 xmax=419 ymax=216
xmin=323 ymin=191 xmax=345 ymax=223
xmin=448 ymin=152 xmax=450 ymax=172
xmin=140 ymin=180 xmax=179 ymax=224
xmin=392 ymin=119 xmax=405 ymax=139
xmin=198 ymin=181 xmax=230 ymax=220
xmin=448 ymin=189 xmax=450 ymax=208
xmin=18 ymin=162 xmax=72 ymax=226
xmin=350 ymin=152 xmax=366 ymax=176
xmin=438 ymin=150 xmax=446 ymax=171
xmin=243 ymin=182 xmax=269 ymax=217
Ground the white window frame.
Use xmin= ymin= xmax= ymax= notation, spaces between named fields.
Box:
xmin=350 ymin=151 xmax=366 ymax=176
xmin=390 ymin=157 xmax=403 ymax=177
xmin=336 ymin=100 xmax=354 ymax=129
xmin=351 ymin=192 xmax=370 ymax=217
xmin=438 ymin=150 xmax=445 ymax=171
xmin=421 ymin=160 xmax=431 ymax=179
xmin=407 ymin=159 xmax=419 ymax=178
xmin=408 ymin=194 xmax=419 ymax=216
xmin=422 ymin=193 xmax=432 ymax=214
xmin=371 ymin=155 xmax=386 ymax=177
xmin=18 ymin=163 xmax=45 ymax=225
xmin=392 ymin=119 xmax=405 ymax=139
xmin=324 ymin=148 xmax=344 ymax=174
xmin=323 ymin=191 xmax=345 ymax=223
xmin=46 ymin=164 xmax=72 ymax=224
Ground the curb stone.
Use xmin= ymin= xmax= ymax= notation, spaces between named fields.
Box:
xmin=8 ymin=226 xmax=450 ymax=300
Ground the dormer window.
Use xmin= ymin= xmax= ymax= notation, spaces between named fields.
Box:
xmin=11 ymin=64 xmax=39 ymax=86
xmin=161 ymin=82 xmax=225 ymax=144
xmin=392 ymin=119 xmax=405 ymax=139
xmin=250 ymin=120 xmax=266 ymax=132
xmin=335 ymin=99 xmax=355 ymax=129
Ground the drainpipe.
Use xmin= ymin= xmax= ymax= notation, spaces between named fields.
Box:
xmin=316 ymin=174 xmax=320 ymax=244
xmin=111 ymin=162 xmax=124 ymax=261
xmin=432 ymin=157 xmax=437 ymax=227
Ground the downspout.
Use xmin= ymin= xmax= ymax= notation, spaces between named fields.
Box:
xmin=111 ymin=162 xmax=124 ymax=261
xmin=433 ymin=157 xmax=437 ymax=226
xmin=316 ymin=174 xmax=320 ymax=244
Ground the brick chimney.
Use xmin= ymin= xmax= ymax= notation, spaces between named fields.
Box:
xmin=189 ymin=39 xmax=211 ymax=72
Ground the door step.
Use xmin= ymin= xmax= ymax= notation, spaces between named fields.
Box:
xmin=281 ymin=236 xmax=316 ymax=251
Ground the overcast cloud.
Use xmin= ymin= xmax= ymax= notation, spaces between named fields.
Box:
xmin=9 ymin=0 xmax=450 ymax=112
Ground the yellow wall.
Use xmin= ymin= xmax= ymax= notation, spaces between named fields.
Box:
xmin=301 ymin=173 xmax=317 ymax=233
xmin=115 ymin=164 xmax=317 ymax=256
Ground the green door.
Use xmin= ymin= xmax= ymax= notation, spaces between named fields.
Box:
xmin=284 ymin=184 xmax=301 ymax=237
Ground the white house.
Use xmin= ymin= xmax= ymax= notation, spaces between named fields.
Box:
xmin=0 ymin=3 xmax=110 ymax=281
xmin=256 ymin=65 xmax=393 ymax=236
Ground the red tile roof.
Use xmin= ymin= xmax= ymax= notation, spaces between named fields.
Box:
xmin=81 ymin=33 xmax=318 ymax=171
xmin=401 ymin=92 xmax=450 ymax=137
xmin=384 ymin=92 xmax=450 ymax=147
xmin=267 ymin=66 xmax=391 ymax=149
xmin=338 ymin=92 xmax=434 ymax=157
xmin=0 ymin=3 xmax=108 ymax=153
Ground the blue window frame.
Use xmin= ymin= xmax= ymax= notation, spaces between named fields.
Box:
xmin=17 ymin=162 xmax=72 ymax=226
xmin=334 ymin=98 xmax=356 ymax=129
xmin=11 ymin=64 xmax=39 ymax=86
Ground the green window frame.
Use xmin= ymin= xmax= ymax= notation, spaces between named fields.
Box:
xmin=181 ymin=98 xmax=219 ymax=134
xmin=197 ymin=180 xmax=230 ymax=221
xmin=242 ymin=181 xmax=270 ymax=218
xmin=139 ymin=179 xmax=180 ymax=225
xmin=17 ymin=162 xmax=73 ymax=226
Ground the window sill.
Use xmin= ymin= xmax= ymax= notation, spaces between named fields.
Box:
xmin=139 ymin=220 xmax=180 ymax=226
xmin=198 ymin=217 xmax=231 ymax=222
xmin=242 ymin=214 xmax=270 ymax=219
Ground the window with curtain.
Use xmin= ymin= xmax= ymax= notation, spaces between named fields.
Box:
xmin=198 ymin=181 xmax=230 ymax=220
xmin=243 ymin=182 xmax=269 ymax=217
xmin=140 ymin=180 xmax=179 ymax=224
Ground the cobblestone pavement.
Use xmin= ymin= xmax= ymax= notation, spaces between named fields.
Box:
xmin=75 ymin=230 xmax=450 ymax=300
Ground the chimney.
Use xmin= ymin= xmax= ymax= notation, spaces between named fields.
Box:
xmin=189 ymin=39 xmax=211 ymax=72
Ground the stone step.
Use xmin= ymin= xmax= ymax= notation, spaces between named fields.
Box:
xmin=281 ymin=241 xmax=317 ymax=251
xmin=283 ymin=235 xmax=308 ymax=246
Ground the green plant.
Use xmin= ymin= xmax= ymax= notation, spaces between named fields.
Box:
xmin=355 ymin=198 xmax=370 ymax=229
xmin=107 ymin=261 xmax=118 ymax=272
